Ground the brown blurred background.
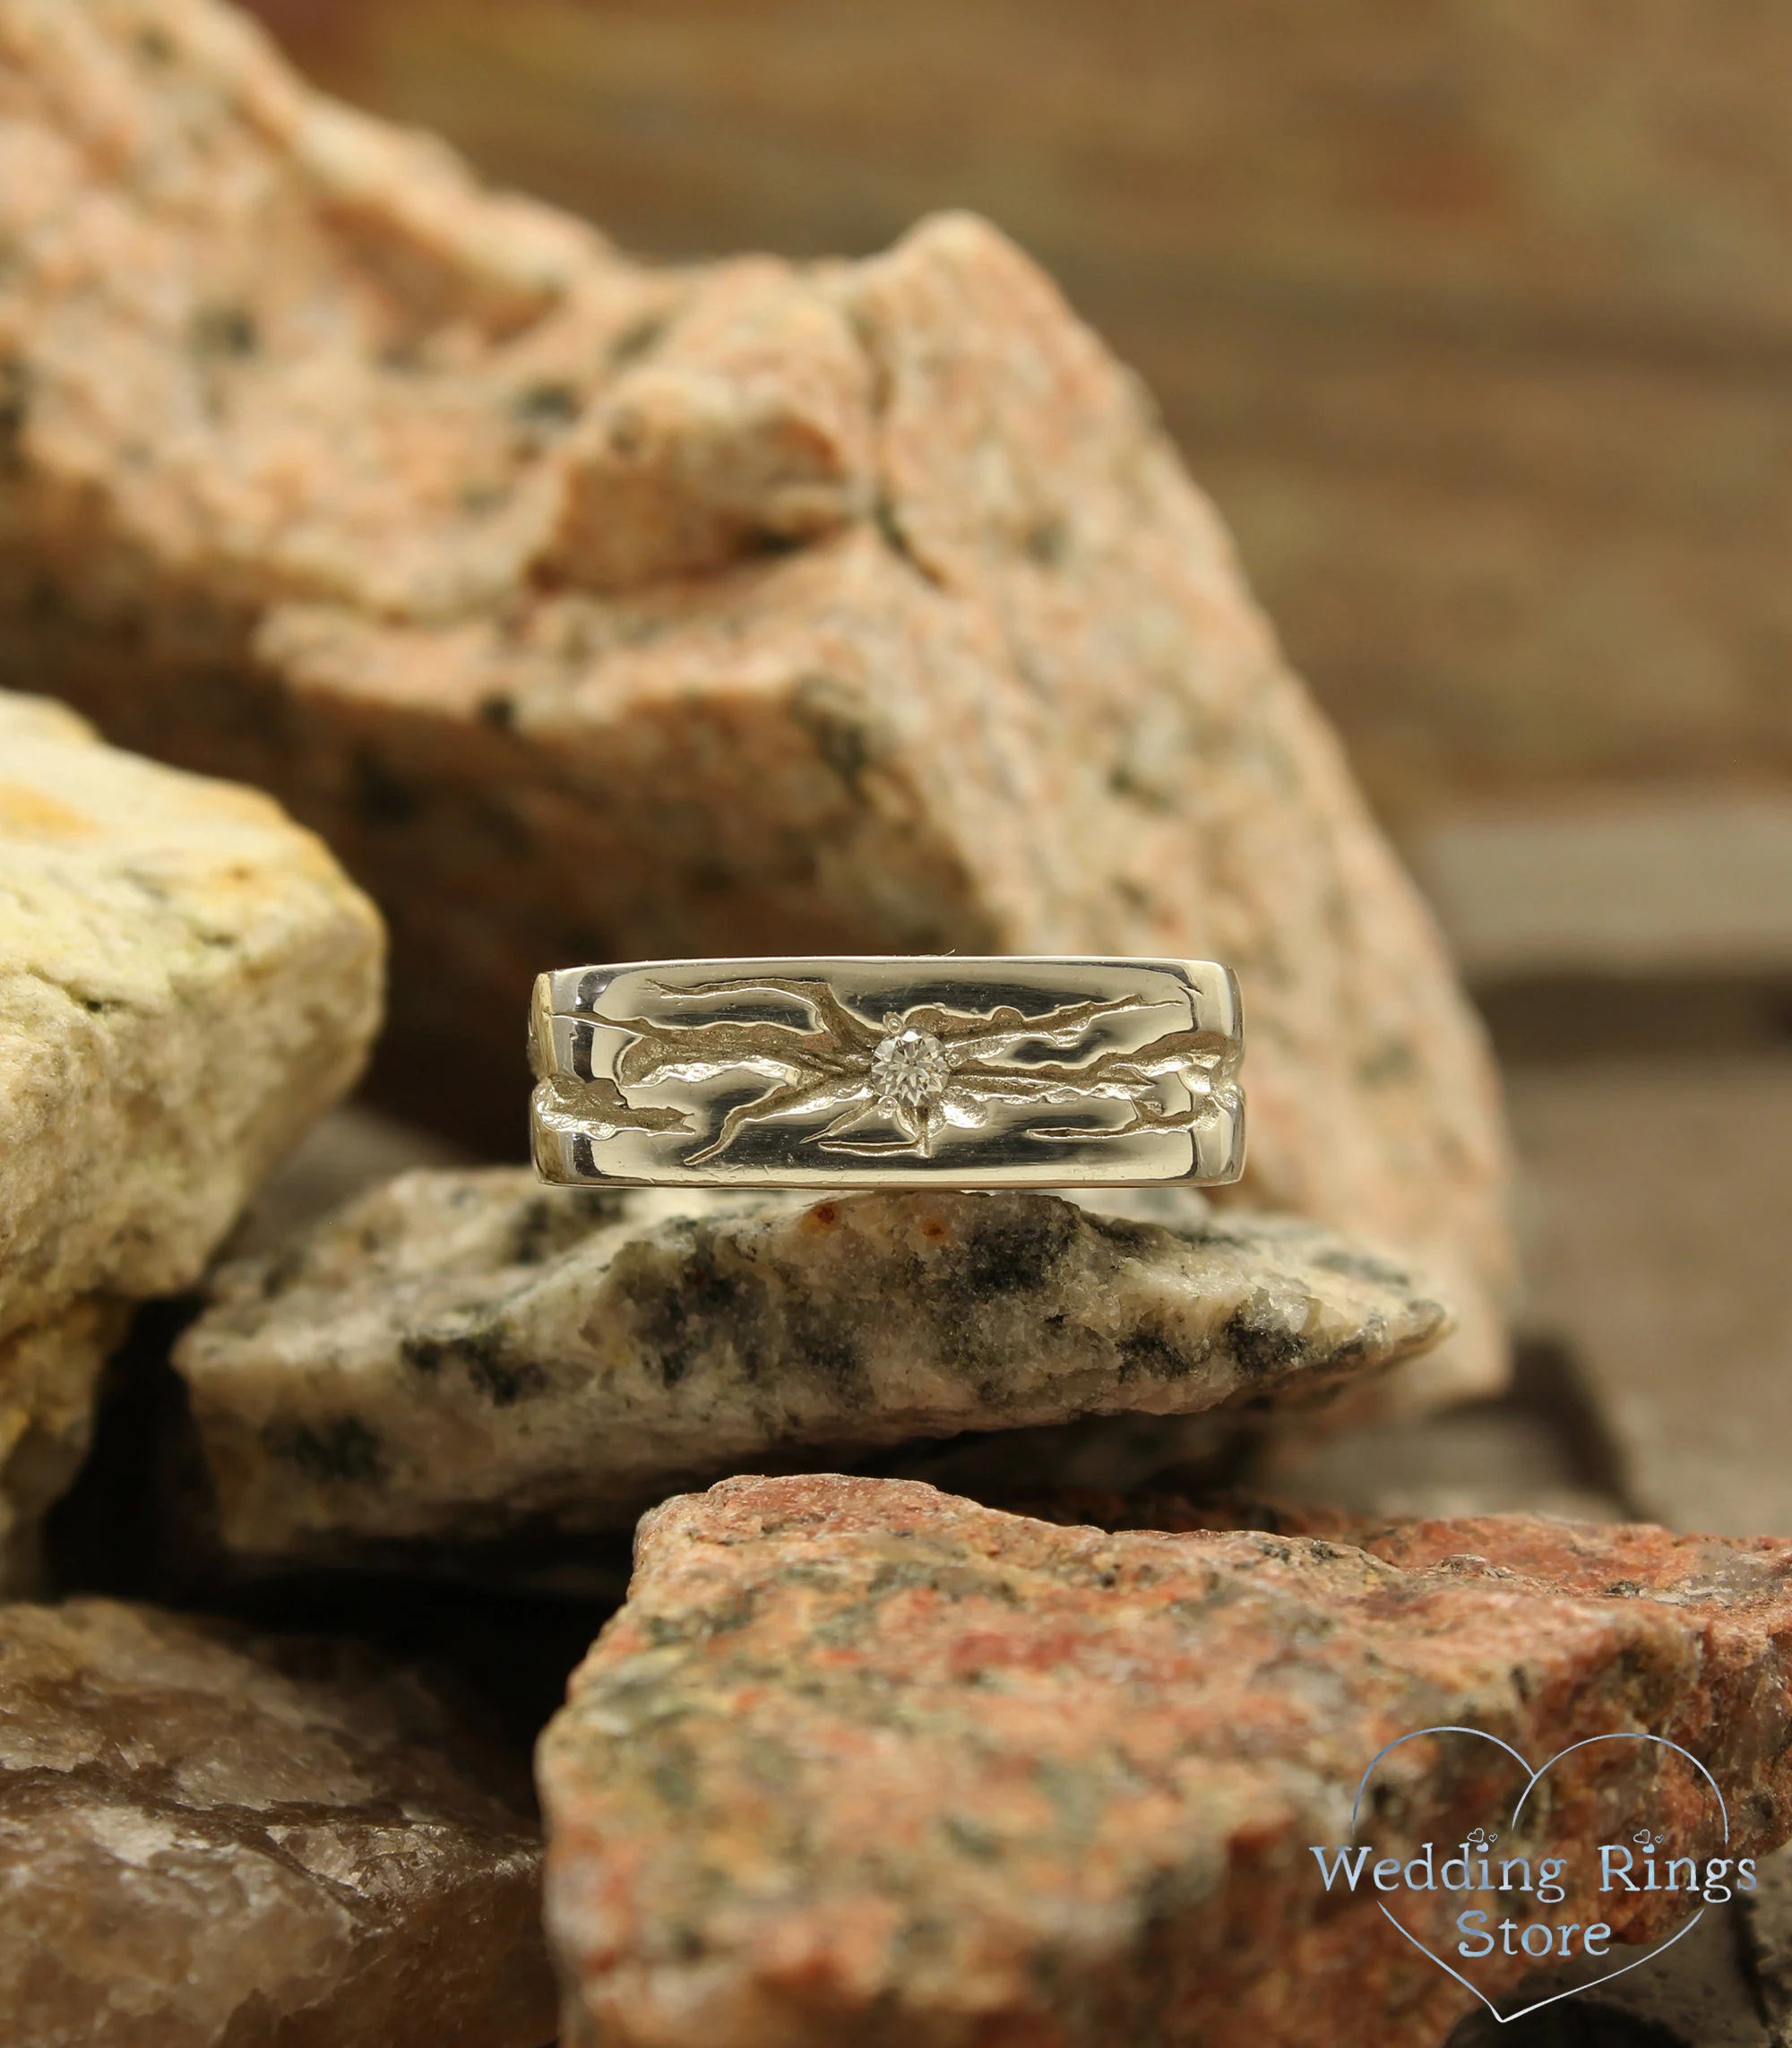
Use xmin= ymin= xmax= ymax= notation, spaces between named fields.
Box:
xmin=239 ymin=0 xmax=1792 ymax=1534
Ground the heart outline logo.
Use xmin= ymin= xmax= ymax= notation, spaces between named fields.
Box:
xmin=1350 ymin=1725 xmax=1730 ymax=2026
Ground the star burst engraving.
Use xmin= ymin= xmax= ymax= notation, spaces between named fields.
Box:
xmin=560 ymin=975 xmax=1239 ymax=1166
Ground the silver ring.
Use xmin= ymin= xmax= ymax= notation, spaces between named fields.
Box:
xmin=530 ymin=956 xmax=1244 ymax=1190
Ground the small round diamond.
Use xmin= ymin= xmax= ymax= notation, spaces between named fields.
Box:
xmin=870 ymin=1025 xmax=950 ymax=1112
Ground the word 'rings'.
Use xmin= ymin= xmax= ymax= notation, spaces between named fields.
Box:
xmin=530 ymin=956 xmax=1245 ymax=1191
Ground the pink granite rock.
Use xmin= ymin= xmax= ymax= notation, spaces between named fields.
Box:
xmin=0 ymin=0 xmax=1510 ymax=1404
xmin=540 ymin=1475 xmax=1792 ymax=2048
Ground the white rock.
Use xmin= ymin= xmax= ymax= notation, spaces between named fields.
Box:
xmin=0 ymin=691 xmax=383 ymax=1582
xmin=175 ymin=1167 xmax=1452 ymax=1568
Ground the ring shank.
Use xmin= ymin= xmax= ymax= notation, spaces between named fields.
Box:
xmin=530 ymin=955 xmax=1245 ymax=1191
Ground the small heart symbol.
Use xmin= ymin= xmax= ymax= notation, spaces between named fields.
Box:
xmin=1350 ymin=1725 xmax=1729 ymax=2026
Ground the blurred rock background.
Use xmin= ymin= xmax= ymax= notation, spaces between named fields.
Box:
xmin=3 ymin=4 xmax=1788 ymax=2037
xmin=238 ymin=0 xmax=1792 ymax=1540
xmin=242 ymin=0 xmax=1792 ymax=819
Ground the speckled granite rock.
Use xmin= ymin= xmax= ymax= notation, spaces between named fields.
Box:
xmin=171 ymin=1167 xmax=1449 ymax=1568
xmin=0 ymin=1596 xmax=554 ymax=2047
xmin=540 ymin=1476 xmax=1792 ymax=2048
xmin=0 ymin=691 xmax=382 ymax=1588
xmin=0 ymin=0 xmax=1511 ymax=1404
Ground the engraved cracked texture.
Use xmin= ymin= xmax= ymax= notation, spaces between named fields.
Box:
xmin=531 ymin=957 xmax=1244 ymax=1188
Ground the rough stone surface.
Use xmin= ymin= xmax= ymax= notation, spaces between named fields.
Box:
xmin=0 ymin=0 xmax=1512 ymax=1404
xmin=0 ymin=690 xmax=383 ymax=1588
xmin=172 ymin=1167 xmax=1450 ymax=1568
xmin=0 ymin=1595 xmax=555 ymax=2048
xmin=540 ymin=1476 xmax=1792 ymax=2048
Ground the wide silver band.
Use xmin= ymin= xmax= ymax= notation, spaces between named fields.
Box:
xmin=530 ymin=956 xmax=1244 ymax=1190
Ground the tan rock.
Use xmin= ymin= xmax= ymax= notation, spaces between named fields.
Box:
xmin=547 ymin=256 xmax=875 ymax=590
xmin=172 ymin=1167 xmax=1450 ymax=1569
xmin=0 ymin=1595 xmax=555 ymax=2047
xmin=0 ymin=688 xmax=382 ymax=1585
xmin=0 ymin=0 xmax=1512 ymax=1404
xmin=540 ymin=1475 xmax=1792 ymax=2048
